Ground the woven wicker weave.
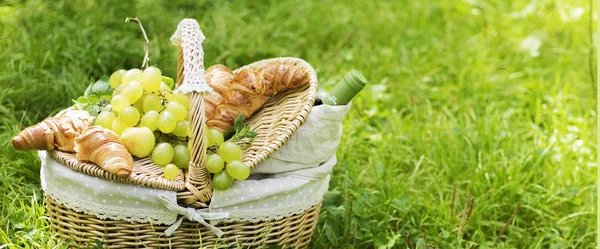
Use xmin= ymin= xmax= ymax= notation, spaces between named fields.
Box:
xmin=48 ymin=35 xmax=318 ymax=209
xmin=50 ymin=150 xmax=186 ymax=191
xmin=47 ymin=197 xmax=321 ymax=249
xmin=45 ymin=19 xmax=322 ymax=248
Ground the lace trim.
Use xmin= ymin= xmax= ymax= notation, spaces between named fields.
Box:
xmin=44 ymin=183 xmax=177 ymax=225
xmin=170 ymin=19 xmax=211 ymax=93
xmin=175 ymin=78 xmax=213 ymax=94
xmin=210 ymin=176 xmax=328 ymax=224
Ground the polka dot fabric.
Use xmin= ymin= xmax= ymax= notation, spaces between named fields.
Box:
xmin=40 ymin=151 xmax=179 ymax=225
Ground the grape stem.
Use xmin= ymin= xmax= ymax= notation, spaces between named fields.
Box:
xmin=125 ymin=17 xmax=150 ymax=69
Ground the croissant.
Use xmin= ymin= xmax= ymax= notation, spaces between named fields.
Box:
xmin=204 ymin=62 xmax=310 ymax=131
xmin=204 ymin=64 xmax=234 ymax=119
xmin=11 ymin=110 xmax=94 ymax=152
xmin=74 ymin=126 xmax=134 ymax=178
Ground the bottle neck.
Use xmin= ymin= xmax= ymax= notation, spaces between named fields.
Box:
xmin=322 ymin=70 xmax=367 ymax=106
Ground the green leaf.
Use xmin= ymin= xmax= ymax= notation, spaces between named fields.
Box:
xmin=83 ymin=104 xmax=98 ymax=116
xmin=76 ymin=96 xmax=89 ymax=103
xmin=323 ymin=190 xmax=342 ymax=207
xmin=162 ymin=76 xmax=175 ymax=89
xmin=246 ymin=130 xmax=258 ymax=138
xmin=84 ymin=83 xmax=93 ymax=98
xmin=92 ymin=75 xmax=110 ymax=95
xmin=223 ymin=128 xmax=235 ymax=141
xmin=87 ymin=96 xmax=100 ymax=102
xmin=94 ymin=239 xmax=103 ymax=249
xmin=104 ymin=87 xmax=114 ymax=95
xmin=234 ymin=113 xmax=244 ymax=133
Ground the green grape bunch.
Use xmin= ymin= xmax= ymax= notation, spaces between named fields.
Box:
xmin=74 ymin=65 xmax=256 ymax=188
xmin=206 ymin=113 xmax=258 ymax=191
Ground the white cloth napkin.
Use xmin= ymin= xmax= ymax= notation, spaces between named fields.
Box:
xmin=209 ymin=103 xmax=350 ymax=223
xmin=251 ymin=103 xmax=351 ymax=174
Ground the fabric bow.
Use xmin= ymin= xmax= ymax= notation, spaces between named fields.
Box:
xmin=157 ymin=195 xmax=229 ymax=237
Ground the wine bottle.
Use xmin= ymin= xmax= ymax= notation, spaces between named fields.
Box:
xmin=322 ymin=70 xmax=367 ymax=106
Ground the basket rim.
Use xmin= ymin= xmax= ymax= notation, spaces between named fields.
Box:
xmin=230 ymin=57 xmax=319 ymax=168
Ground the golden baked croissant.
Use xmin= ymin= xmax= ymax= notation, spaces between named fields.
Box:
xmin=204 ymin=62 xmax=310 ymax=131
xmin=74 ymin=126 xmax=134 ymax=178
xmin=11 ymin=110 xmax=94 ymax=152
xmin=204 ymin=64 xmax=234 ymax=119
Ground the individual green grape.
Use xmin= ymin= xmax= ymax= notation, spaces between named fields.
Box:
xmin=109 ymin=69 xmax=126 ymax=88
xmin=139 ymin=111 xmax=160 ymax=131
xmin=226 ymin=160 xmax=250 ymax=180
xmin=165 ymin=101 xmax=187 ymax=121
xmin=168 ymin=93 xmax=190 ymax=109
xmin=143 ymin=93 xmax=164 ymax=113
xmin=133 ymin=94 xmax=146 ymax=113
xmin=142 ymin=66 xmax=162 ymax=93
xmin=121 ymin=81 xmax=144 ymax=103
xmin=173 ymin=145 xmax=190 ymax=169
xmin=159 ymin=83 xmax=172 ymax=99
xmin=172 ymin=120 xmax=189 ymax=138
xmin=212 ymin=171 xmax=233 ymax=191
xmin=120 ymin=106 xmax=140 ymax=126
xmin=111 ymin=95 xmax=130 ymax=113
xmin=111 ymin=117 xmax=131 ymax=135
xmin=205 ymin=154 xmax=225 ymax=173
xmin=122 ymin=68 xmax=143 ymax=84
xmin=101 ymin=104 xmax=112 ymax=113
xmin=152 ymin=143 xmax=174 ymax=166
xmin=217 ymin=142 xmax=242 ymax=163
xmin=112 ymin=84 xmax=124 ymax=96
xmin=159 ymin=82 xmax=172 ymax=91
xmin=95 ymin=111 xmax=116 ymax=129
xmin=206 ymin=128 xmax=224 ymax=147
xmin=158 ymin=110 xmax=177 ymax=133
xmin=163 ymin=164 xmax=179 ymax=180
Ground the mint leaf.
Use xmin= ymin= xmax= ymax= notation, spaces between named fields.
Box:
xmin=223 ymin=128 xmax=235 ymax=141
xmin=227 ymin=113 xmax=258 ymax=146
xmin=92 ymin=75 xmax=110 ymax=95
xmin=234 ymin=113 xmax=244 ymax=133
xmin=246 ymin=130 xmax=258 ymax=138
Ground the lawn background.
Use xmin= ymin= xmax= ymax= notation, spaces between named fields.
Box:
xmin=0 ymin=0 xmax=597 ymax=248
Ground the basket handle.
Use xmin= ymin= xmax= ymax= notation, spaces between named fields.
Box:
xmin=171 ymin=19 xmax=212 ymax=206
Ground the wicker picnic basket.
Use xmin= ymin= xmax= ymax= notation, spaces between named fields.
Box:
xmin=44 ymin=19 xmax=321 ymax=248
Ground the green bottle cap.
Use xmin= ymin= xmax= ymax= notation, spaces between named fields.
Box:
xmin=344 ymin=70 xmax=367 ymax=92
xmin=323 ymin=70 xmax=367 ymax=105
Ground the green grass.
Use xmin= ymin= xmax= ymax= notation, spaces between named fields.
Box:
xmin=0 ymin=0 xmax=596 ymax=248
